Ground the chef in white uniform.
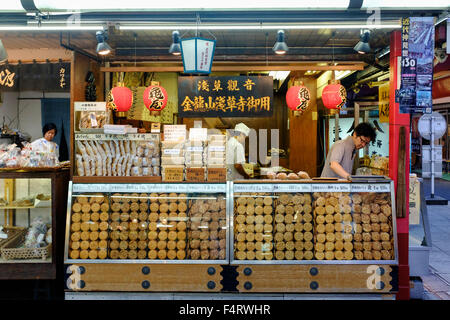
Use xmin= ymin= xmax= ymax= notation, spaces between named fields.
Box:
xmin=226 ymin=122 xmax=251 ymax=180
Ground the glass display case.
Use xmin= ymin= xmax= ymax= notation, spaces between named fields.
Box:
xmin=230 ymin=181 xmax=398 ymax=264
xmin=64 ymin=183 xmax=229 ymax=263
xmin=0 ymin=168 xmax=69 ymax=279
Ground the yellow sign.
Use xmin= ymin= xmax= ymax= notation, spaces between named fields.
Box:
xmin=378 ymin=82 xmax=390 ymax=123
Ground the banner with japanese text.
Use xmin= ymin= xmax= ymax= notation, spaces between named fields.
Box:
xmin=0 ymin=62 xmax=70 ymax=92
xmin=178 ymin=76 xmax=273 ymax=117
xmin=378 ymin=82 xmax=390 ymax=123
xmin=398 ymin=17 xmax=434 ymax=114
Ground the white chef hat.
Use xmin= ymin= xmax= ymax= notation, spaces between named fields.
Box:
xmin=234 ymin=123 xmax=251 ymax=137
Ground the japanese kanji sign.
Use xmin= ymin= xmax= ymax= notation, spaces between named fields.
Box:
xmin=178 ymin=76 xmax=273 ymax=117
xmin=0 ymin=62 xmax=70 ymax=92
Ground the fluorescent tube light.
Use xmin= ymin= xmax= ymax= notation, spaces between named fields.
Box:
xmin=31 ymin=0 xmax=350 ymax=11
xmin=118 ymin=23 xmax=400 ymax=31
xmin=0 ymin=25 xmax=105 ymax=31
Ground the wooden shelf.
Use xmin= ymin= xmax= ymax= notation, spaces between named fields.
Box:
xmin=0 ymin=257 xmax=51 ymax=264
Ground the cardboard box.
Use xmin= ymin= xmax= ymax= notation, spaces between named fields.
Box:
xmin=161 ymin=141 xmax=185 ymax=149
xmin=207 ymin=157 xmax=226 ymax=165
xmin=185 ymin=161 xmax=204 ymax=168
xmin=161 ymin=156 xmax=185 ymax=165
xmin=208 ymin=134 xmax=227 ymax=142
xmin=162 ymin=148 xmax=184 ymax=157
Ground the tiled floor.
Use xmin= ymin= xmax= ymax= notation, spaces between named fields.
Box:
xmin=419 ymin=198 xmax=450 ymax=300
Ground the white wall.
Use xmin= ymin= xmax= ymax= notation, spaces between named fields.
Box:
xmin=0 ymin=91 xmax=70 ymax=142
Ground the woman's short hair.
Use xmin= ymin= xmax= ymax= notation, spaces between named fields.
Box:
xmin=42 ymin=123 xmax=57 ymax=136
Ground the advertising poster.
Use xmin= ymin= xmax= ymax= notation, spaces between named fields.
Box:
xmin=399 ymin=17 xmax=434 ymax=114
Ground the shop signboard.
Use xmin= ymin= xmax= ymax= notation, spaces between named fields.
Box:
xmin=0 ymin=62 xmax=70 ymax=92
xmin=398 ymin=17 xmax=434 ymax=114
xmin=378 ymin=82 xmax=390 ymax=123
xmin=178 ymin=76 xmax=273 ymax=117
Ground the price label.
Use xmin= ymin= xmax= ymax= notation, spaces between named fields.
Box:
xmin=74 ymin=102 xmax=106 ymax=112
xmin=75 ymin=133 xmax=160 ymax=141
xmin=207 ymin=168 xmax=226 ymax=182
xmin=274 ymin=184 xmax=312 ymax=193
xmin=73 ymin=184 xmax=109 ymax=193
xmin=187 ymin=146 xmax=203 ymax=152
xmin=234 ymin=184 xmax=274 ymax=193
xmin=312 ymin=184 xmax=351 ymax=193
xmin=209 ymin=146 xmax=225 ymax=152
xmin=350 ymin=184 xmax=390 ymax=193
xmin=163 ymin=149 xmax=182 ymax=155
xmin=163 ymin=167 xmax=184 ymax=182
xmin=73 ymin=183 xmax=226 ymax=194
xmin=186 ymin=168 xmax=206 ymax=182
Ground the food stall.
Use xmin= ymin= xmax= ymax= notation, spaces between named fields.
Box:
xmin=62 ymin=30 xmax=404 ymax=298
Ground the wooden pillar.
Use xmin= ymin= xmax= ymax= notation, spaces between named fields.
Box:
xmin=288 ymin=77 xmax=318 ymax=177
xmin=388 ymin=30 xmax=410 ymax=300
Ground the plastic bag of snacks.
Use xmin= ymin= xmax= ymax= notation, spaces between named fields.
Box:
xmin=24 ymin=217 xmax=49 ymax=248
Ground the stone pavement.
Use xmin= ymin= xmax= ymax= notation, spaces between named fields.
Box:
xmin=417 ymin=178 xmax=450 ymax=299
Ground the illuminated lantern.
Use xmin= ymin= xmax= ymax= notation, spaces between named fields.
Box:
xmin=286 ymin=85 xmax=311 ymax=113
xmin=322 ymin=84 xmax=347 ymax=110
xmin=143 ymin=85 xmax=168 ymax=113
xmin=107 ymin=85 xmax=133 ymax=112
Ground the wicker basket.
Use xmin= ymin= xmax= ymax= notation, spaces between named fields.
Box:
xmin=0 ymin=227 xmax=27 ymax=249
xmin=1 ymin=230 xmax=51 ymax=260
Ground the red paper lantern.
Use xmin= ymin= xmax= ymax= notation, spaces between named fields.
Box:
xmin=107 ymin=86 xmax=133 ymax=112
xmin=286 ymin=85 xmax=311 ymax=113
xmin=143 ymin=85 xmax=168 ymax=112
xmin=322 ymin=84 xmax=347 ymax=110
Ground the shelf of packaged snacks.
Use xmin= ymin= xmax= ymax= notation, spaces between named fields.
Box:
xmin=0 ymin=168 xmax=69 ymax=280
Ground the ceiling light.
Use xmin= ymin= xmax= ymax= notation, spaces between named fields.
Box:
xmin=96 ymin=30 xmax=112 ymax=55
xmin=0 ymin=25 xmax=104 ymax=31
xmin=272 ymin=30 xmax=288 ymax=55
xmin=169 ymin=30 xmax=181 ymax=56
xmin=269 ymin=71 xmax=290 ymax=82
xmin=354 ymin=30 xmax=371 ymax=54
xmin=0 ymin=40 xmax=7 ymax=62
xmin=118 ymin=23 xmax=400 ymax=31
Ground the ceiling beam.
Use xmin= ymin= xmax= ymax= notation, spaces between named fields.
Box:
xmin=100 ymin=63 xmax=365 ymax=73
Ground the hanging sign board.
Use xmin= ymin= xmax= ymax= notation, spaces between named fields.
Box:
xmin=378 ymin=82 xmax=390 ymax=123
xmin=0 ymin=62 xmax=70 ymax=92
xmin=180 ymin=37 xmax=216 ymax=74
xmin=178 ymin=76 xmax=273 ymax=118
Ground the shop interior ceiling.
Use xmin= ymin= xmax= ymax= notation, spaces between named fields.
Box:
xmin=0 ymin=8 xmax=447 ymax=87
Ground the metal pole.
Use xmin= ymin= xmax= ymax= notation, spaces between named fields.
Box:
xmin=334 ymin=113 xmax=339 ymax=143
xmin=430 ymin=115 xmax=434 ymax=198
